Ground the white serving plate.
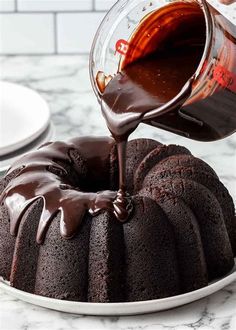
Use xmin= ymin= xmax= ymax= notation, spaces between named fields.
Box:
xmin=1 ymin=260 xmax=236 ymax=316
xmin=0 ymin=81 xmax=50 ymax=157
xmin=0 ymin=123 xmax=54 ymax=174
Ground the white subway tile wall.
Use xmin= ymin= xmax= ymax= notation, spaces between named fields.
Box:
xmin=95 ymin=0 xmax=117 ymax=10
xmin=17 ymin=1 xmax=93 ymax=12
xmin=0 ymin=0 xmax=15 ymax=11
xmin=0 ymin=14 xmax=54 ymax=54
xmin=0 ymin=0 xmax=235 ymax=54
xmin=0 ymin=0 xmax=117 ymax=54
xmin=57 ymin=12 xmax=105 ymax=53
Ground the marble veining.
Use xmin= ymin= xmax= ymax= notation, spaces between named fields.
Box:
xmin=0 ymin=42 xmax=236 ymax=330
xmin=0 ymin=282 xmax=236 ymax=329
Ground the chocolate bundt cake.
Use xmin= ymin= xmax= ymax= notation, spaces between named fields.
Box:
xmin=0 ymin=136 xmax=235 ymax=302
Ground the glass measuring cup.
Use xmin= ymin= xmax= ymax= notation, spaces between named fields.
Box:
xmin=90 ymin=0 xmax=236 ymax=141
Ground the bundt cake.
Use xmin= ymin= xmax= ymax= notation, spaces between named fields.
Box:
xmin=0 ymin=136 xmax=235 ymax=302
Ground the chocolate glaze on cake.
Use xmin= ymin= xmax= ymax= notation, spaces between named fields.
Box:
xmin=0 ymin=137 xmax=235 ymax=301
xmin=0 ymin=137 xmax=132 ymax=244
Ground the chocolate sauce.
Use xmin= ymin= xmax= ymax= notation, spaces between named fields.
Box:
xmin=101 ymin=2 xmax=206 ymax=207
xmin=1 ymin=137 xmax=132 ymax=243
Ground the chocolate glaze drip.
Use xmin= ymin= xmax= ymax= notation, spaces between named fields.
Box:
xmin=0 ymin=137 xmax=132 ymax=244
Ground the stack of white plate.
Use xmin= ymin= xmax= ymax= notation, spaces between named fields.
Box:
xmin=0 ymin=82 xmax=54 ymax=174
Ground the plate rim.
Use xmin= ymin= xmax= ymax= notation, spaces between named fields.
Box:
xmin=0 ymin=123 xmax=55 ymax=173
xmin=0 ymin=81 xmax=50 ymax=156
xmin=1 ymin=261 xmax=236 ymax=316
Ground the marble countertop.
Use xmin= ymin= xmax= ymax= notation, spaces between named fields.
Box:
xmin=0 ymin=50 xmax=236 ymax=329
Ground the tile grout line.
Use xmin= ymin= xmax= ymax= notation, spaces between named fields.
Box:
xmin=92 ymin=0 xmax=96 ymax=11
xmin=54 ymin=13 xmax=58 ymax=55
xmin=0 ymin=11 xmax=107 ymax=14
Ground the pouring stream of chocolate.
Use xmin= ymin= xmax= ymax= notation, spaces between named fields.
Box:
xmin=101 ymin=2 xmax=206 ymax=211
